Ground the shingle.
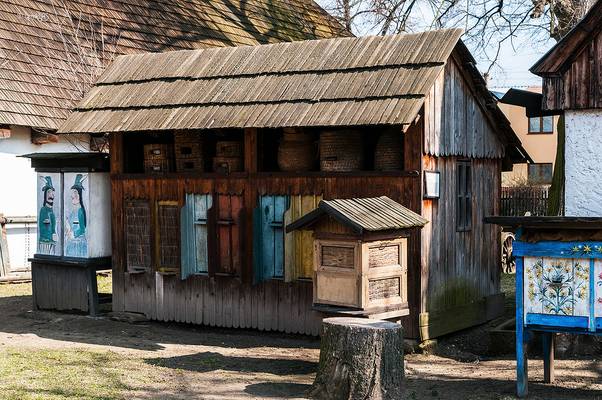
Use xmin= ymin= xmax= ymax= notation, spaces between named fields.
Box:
xmin=0 ymin=0 xmax=348 ymax=130
xmin=60 ymin=30 xmax=463 ymax=133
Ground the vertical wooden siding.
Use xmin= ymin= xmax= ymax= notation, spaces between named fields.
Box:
xmin=110 ymin=122 xmax=424 ymax=337
xmin=542 ymin=30 xmax=602 ymax=111
xmin=421 ymin=156 xmax=501 ymax=314
xmin=423 ymin=57 xmax=505 ymax=159
xmin=111 ymin=172 xmax=422 ymax=336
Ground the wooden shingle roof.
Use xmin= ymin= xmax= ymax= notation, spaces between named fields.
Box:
xmin=0 ymin=0 xmax=348 ymax=130
xmin=286 ymin=196 xmax=428 ymax=234
xmin=58 ymin=29 xmax=465 ymax=133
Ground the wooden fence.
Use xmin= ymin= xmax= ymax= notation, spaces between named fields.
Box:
xmin=501 ymin=186 xmax=549 ymax=216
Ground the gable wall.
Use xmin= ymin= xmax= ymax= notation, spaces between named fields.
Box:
xmin=543 ymin=28 xmax=602 ymax=110
xmin=423 ymin=57 xmax=506 ymax=159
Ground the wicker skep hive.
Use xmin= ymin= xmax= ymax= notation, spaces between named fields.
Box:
xmin=277 ymin=128 xmax=316 ymax=172
xmin=319 ymin=130 xmax=364 ymax=172
xmin=374 ymin=130 xmax=404 ymax=171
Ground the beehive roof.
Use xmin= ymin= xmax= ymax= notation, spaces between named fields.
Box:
xmin=286 ymin=196 xmax=428 ymax=234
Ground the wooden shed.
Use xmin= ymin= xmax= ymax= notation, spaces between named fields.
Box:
xmin=59 ymin=29 xmax=530 ymax=339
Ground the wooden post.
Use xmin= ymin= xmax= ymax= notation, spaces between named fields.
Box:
xmin=543 ymin=332 xmax=555 ymax=383
xmin=0 ymin=214 xmax=9 ymax=278
xmin=243 ymin=128 xmax=258 ymax=284
xmin=87 ymin=267 xmax=99 ymax=316
xmin=516 ymin=256 xmax=528 ymax=398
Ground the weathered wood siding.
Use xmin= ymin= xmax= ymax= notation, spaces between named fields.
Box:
xmin=31 ymin=261 xmax=93 ymax=312
xmin=420 ymin=156 xmax=502 ymax=339
xmin=110 ymin=119 xmax=424 ymax=337
xmin=542 ymin=29 xmax=602 ymax=111
xmin=423 ymin=57 xmax=505 ymax=158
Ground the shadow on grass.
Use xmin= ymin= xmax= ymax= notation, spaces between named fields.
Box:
xmin=145 ymin=351 xmax=317 ymax=375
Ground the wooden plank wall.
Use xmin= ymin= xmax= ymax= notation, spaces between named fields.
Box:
xmin=31 ymin=262 xmax=89 ymax=312
xmin=420 ymin=156 xmax=502 ymax=338
xmin=111 ymin=122 xmax=424 ymax=337
xmin=542 ymin=29 xmax=602 ymax=111
xmin=423 ymin=57 xmax=505 ymax=159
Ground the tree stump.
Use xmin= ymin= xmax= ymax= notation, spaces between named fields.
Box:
xmin=310 ymin=317 xmax=404 ymax=400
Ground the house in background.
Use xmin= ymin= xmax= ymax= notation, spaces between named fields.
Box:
xmin=0 ymin=0 xmax=348 ymax=280
xmin=530 ymin=0 xmax=602 ymax=216
xmin=496 ymin=88 xmax=558 ymax=187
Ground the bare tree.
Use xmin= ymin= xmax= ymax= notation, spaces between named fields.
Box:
xmin=13 ymin=0 xmax=120 ymax=150
xmin=318 ymin=0 xmax=594 ymax=73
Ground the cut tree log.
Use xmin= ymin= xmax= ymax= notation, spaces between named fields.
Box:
xmin=310 ymin=317 xmax=404 ymax=400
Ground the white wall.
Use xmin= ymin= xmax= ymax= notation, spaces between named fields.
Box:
xmin=565 ymin=110 xmax=602 ymax=216
xmin=0 ymin=125 xmax=90 ymax=269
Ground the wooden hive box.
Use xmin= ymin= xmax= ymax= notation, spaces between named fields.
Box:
xmin=287 ymin=196 xmax=428 ymax=314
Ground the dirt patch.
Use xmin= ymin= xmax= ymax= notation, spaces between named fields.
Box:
xmin=1 ymin=281 xmax=601 ymax=399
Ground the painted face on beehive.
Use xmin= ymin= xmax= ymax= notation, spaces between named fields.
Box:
xmin=71 ymin=188 xmax=80 ymax=206
xmin=44 ymin=188 xmax=54 ymax=206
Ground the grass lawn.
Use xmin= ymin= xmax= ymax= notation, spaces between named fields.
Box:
xmin=0 ymin=348 xmax=150 ymax=400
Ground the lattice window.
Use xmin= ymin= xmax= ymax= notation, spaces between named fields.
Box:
xmin=125 ymin=200 xmax=151 ymax=272
xmin=157 ymin=201 xmax=180 ymax=273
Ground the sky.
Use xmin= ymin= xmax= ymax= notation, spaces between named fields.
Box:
xmin=315 ymin=1 xmax=558 ymax=92
xmin=478 ymin=35 xmax=556 ymax=91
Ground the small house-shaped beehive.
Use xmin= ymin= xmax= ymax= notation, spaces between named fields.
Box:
xmin=287 ymin=197 xmax=428 ymax=315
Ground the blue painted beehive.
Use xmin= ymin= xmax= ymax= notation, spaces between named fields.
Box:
xmin=486 ymin=216 xmax=602 ymax=398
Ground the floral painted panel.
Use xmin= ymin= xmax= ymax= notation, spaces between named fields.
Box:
xmin=524 ymin=257 xmax=589 ymax=318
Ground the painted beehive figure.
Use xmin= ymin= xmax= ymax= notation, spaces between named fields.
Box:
xmin=287 ymin=196 xmax=428 ymax=313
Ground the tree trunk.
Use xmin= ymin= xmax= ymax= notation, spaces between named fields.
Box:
xmin=310 ymin=317 xmax=404 ymax=400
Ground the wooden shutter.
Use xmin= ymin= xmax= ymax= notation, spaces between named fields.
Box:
xmin=214 ymin=194 xmax=243 ymax=275
xmin=125 ymin=200 xmax=151 ymax=272
xmin=284 ymin=194 xmax=322 ymax=281
xmin=255 ymin=195 xmax=289 ymax=282
xmin=156 ymin=201 xmax=180 ymax=273
xmin=181 ymin=194 xmax=212 ymax=279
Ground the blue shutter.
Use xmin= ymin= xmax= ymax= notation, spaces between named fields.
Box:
xmin=181 ymin=194 xmax=212 ymax=279
xmin=254 ymin=195 xmax=289 ymax=282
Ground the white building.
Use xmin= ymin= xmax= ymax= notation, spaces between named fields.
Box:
xmin=530 ymin=1 xmax=602 ymax=216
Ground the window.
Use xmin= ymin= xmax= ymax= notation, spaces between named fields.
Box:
xmin=457 ymin=161 xmax=472 ymax=232
xmin=180 ymin=194 xmax=212 ymax=279
xmin=528 ymin=163 xmax=553 ymax=185
xmin=125 ymin=200 xmax=151 ymax=273
xmin=528 ymin=116 xmax=554 ymax=134
xmin=156 ymin=201 xmax=180 ymax=274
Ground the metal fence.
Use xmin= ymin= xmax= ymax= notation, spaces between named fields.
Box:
xmin=501 ymin=186 xmax=549 ymax=216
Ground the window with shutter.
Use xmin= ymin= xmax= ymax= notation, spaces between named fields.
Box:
xmin=181 ymin=194 xmax=212 ymax=279
xmin=456 ymin=161 xmax=472 ymax=232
